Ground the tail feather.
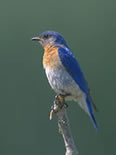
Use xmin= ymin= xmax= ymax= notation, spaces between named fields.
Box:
xmin=78 ymin=97 xmax=98 ymax=130
xmin=86 ymin=98 xmax=98 ymax=130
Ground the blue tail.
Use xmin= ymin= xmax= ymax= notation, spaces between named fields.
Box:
xmin=86 ymin=98 xmax=98 ymax=130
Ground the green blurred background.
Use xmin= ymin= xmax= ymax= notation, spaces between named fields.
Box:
xmin=0 ymin=0 xmax=116 ymax=154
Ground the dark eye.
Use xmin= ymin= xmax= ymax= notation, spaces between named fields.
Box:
xmin=44 ymin=34 xmax=49 ymax=39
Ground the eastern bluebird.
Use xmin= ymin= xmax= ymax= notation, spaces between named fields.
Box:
xmin=32 ymin=31 xmax=98 ymax=129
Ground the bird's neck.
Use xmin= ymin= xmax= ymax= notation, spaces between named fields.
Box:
xmin=44 ymin=43 xmax=67 ymax=51
xmin=44 ymin=44 xmax=53 ymax=51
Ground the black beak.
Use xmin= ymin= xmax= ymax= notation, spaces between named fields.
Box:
xmin=32 ymin=37 xmax=40 ymax=41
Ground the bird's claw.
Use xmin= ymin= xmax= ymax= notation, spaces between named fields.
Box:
xmin=64 ymin=103 xmax=68 ymax=108
xmin=49 ymin=95 xmax=68 ymax=120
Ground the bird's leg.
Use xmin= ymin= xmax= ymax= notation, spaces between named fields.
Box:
xmin=50 ymin=95 xmax=68 ymax=120
xmin=55 ymin=94 xmax=69 ymax=108
xmin=55 ymin=95 xmax=65 ymax=107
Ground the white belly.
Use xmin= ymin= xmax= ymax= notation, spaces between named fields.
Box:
xmin=45 ymin=66 xmax=89 ymax=115
xmin=45 ymin=66 xmax=83 ymax=100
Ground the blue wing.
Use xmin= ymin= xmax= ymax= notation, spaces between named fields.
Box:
xmin=58 ymin=47 xmax=98 ymax=129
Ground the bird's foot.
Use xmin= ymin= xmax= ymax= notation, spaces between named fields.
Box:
xmin=49 ymin=95 xmax=68 ymax=120
xmin=55 ymin=95 xmax=69 ymax=108
xmin=55 ymin=95 xmax=64 ymax=108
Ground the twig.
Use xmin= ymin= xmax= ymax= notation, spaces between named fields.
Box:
xmin=50 ymin=98 xmax=79 ymax=155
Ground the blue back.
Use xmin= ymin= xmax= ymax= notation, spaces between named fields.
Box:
xmin=58 ymin=47 xmax=89 ymax=96
xmin=58 ymin=47 xmax=98 ymax=129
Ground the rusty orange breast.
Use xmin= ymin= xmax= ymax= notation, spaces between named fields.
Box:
xmin=43 ymin=45 xmax=61 ymax=68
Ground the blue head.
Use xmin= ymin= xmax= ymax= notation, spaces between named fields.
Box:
xmin=32 ymin=31 xmax=68 ymax=47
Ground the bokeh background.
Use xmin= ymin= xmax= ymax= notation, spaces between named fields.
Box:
xmin=0 ymin=0 xmax=116 ymax=154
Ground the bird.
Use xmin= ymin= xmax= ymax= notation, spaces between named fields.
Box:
xmin=32 ymin=31 xmax=98 ymax=129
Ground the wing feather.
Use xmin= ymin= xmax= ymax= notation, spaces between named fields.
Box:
xmin=58 ymin=47 xmax=98 ymax=129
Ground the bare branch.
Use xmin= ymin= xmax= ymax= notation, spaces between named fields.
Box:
xmin=50 ymin=98 xmax=79 ymax=155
